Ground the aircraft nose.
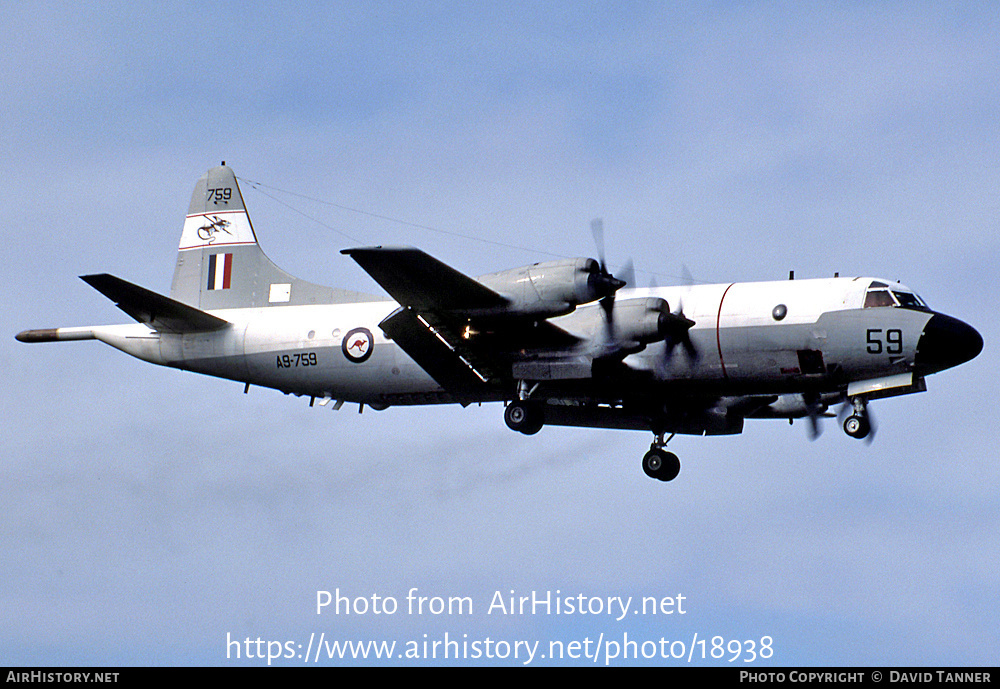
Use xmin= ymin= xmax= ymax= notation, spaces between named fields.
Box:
xmin=915 ymin=313 xmax=983 ymax=375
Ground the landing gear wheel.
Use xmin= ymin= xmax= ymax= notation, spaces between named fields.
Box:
xmin=504 ymin=401 xmax=543 ymax=435
xmin=843 ymin=414 xmax=871 ymax=440
xmin=642 ymin=448 xmax=680 ymax=482
xmin=642 ymin=449 xmax=662 ymax=478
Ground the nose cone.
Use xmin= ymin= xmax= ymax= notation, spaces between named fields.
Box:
xmin=915 ymin=313 xmax=983 ymax=375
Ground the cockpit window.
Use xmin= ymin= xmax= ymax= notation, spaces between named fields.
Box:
xmin=864 ymin=282 xmax=929 ymax=310
xmin=864 ymin=289 xmax=895 ymax=308
xmin=892 ymin=291 xmax=927 ymax=309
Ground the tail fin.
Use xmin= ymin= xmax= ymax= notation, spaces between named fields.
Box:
xmin=170 ymin=164 xmax=377 ymax=309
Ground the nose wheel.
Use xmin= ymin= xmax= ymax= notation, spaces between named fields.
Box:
xmin=642 ymin=432 xmax=680 ymax=481
xmin=842 ymin=397 xmax=872 ymax=440
xmin=843 ymin=414 xmax=871 ymax=439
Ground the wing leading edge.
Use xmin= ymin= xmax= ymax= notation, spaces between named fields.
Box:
xmin=340 ymin=247 xmax=510 ymax=313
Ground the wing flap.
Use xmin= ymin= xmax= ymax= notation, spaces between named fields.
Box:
xmin=380 ymin=307 xmax=492 ymax=401
xmin=81 ymin=274 xmax=230 ymax=333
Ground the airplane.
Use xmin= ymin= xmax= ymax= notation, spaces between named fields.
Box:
xmin=16 ymin=164 xmax=983 ymax=482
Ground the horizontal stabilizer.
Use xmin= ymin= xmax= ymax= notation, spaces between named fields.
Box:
xmin=81 ymin=274 xmax=230 ymax=333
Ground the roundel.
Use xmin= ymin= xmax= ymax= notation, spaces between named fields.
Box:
xmin=342 ymin=327 xmax=374 ymax=363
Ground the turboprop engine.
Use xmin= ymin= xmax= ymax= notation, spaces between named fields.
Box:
xmin=596 ymin=296 xmax=698 ymax=359
xmin=607 ymin=297 xmax=673 ymax=347
xmin=478 ymin=257 xmax=624 ymax=318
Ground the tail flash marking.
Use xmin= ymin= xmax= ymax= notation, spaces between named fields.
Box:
xmin=170 ymin=163 xmax=381 ymax=309
xmin=179 ymin=210 xmax=256 ymax=251
xmin=207 ymin=253 xmax=233 ymax=291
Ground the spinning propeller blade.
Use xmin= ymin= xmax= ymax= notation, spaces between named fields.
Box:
xmin=589 ymin=218 xmax=628 ymax=341
xmin=661 ymin=273 xmax=699 ymax=366
xmin=805 ymin=394 xmax=826 ymax=440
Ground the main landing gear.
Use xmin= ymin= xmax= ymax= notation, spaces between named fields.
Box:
xmin=504 ymin=385 xmax=683 ymax=483
xmin=842 ymin=397 xmax=872 ymax=440
xmin=643 ymin=432 xmax=680 ymax=482
xmin=505 ymin=381 xmax=545 ymax=435
xmin=504 ymin=400 xmax=544 ymax=435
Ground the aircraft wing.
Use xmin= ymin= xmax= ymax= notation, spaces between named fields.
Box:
xmin=81 ymin=274 xmax=230 ymax=333
xmin=341 ymin=247 xmax=510 ymax=313
xmin=343 ymin=247 xmax=579 ymax=396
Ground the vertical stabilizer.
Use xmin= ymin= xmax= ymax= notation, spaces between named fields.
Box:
xmin=170 ymin=164 xmax=378 ymax=309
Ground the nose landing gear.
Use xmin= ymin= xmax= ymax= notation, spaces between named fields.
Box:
xmin=843 ymin=397 xmax=872 ymax=440
xmin=642 ymin=432 xmax=680 ymax=482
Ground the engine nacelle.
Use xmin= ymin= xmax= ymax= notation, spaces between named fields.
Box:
xmin=478 ymin=257 xmax=617 ymax=318
xmin=610 ymin=297 xmax=673 ymax=346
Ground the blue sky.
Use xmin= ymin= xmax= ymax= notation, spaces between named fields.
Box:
xmin=2 ymin=1 xmax=997 ymax=666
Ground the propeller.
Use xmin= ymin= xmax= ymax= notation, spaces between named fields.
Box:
xmin=801 ymin=396 xmax=877 ymax=443
xmin=836 ymin=399 xmax=851 ymax=426
xmin=589 ymin=219 xmax=627 ymax=295
xmin=804 ymin=393 xmax=827 ymax=440
xmin=866 ymin=409 xmax=878 ymax=443
xmin=659 ymin=265 xmax=699 ymax=370
xmin=589 ymin=218 xmax=628 ymax=340
xmin=588 ymin=220 xmax=699 ymax=367
xmin=661 ymin=308 xmax=698 ymax=362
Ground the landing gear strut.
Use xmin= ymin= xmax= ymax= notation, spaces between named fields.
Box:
xmin=642 ymin=432 xmax=680 ymax=482
xmin=843 ymin=397 xmax=871 ymax=440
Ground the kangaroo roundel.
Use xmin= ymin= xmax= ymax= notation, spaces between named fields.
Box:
xmin=342 ymin=327 xmax=374 ymax=363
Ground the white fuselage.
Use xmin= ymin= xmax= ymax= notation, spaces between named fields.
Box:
xmin=87 ymin=275 xmax=937 ymax=406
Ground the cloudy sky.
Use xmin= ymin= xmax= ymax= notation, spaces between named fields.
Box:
xmin=3 ymin=1 xmax=997 ymax=666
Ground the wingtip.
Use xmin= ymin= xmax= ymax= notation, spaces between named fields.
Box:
xmin=79 ymin=273 xmax=112 ymax=287
xmin=341 ymin=245 xmax=399 ymax=255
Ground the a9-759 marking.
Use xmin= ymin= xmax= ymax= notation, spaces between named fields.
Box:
xmin=277 ymin=352 xmax=318 ymax=368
